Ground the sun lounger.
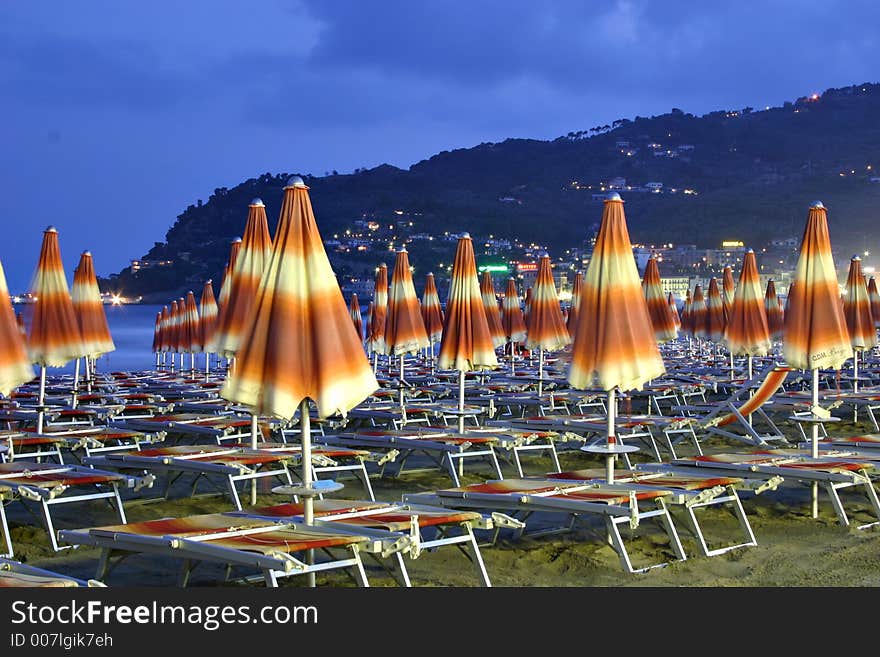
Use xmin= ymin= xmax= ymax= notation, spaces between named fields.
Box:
xmin=58 ymin=513 xmax=400 ymax=587
xmin=0 ymin=558 xmax=105 ymax=587
xmin=670 ymin=451 xmax=880 ymax=529
xmin=84 ymin=445 xmax=295 ymax=511
xmin=409 ymin=478 xmax=687 ymax=573
xmin=0 ymin=461 xmax=154 ymax=552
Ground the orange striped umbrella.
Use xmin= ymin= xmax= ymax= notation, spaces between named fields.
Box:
xmin=209 ymin=200 xmax=273 ymax=358
xmin=641 ymin=257 xmax=677 ymax=343
xmin=221 ymin=176 xmax=377 ymax=526
xmin=784 ymin=202 xmax=851 ymax=372
xmin=843 ymin=256 xmax=876 ymax=351
xmin=421 ymin=273 xmax=444 ymax=343
xmin=569 ymin=193 xmax=664 ymax=483
xmin=366 ymin=302 xmax=374 ymax=347
xmin=384 ymin=247 xmax=429 ymax=360
xmin=569 ymin=195 xmax=665 ymax=392
xmin=199 ymin=280 xmax=219 ymax=353
xmin=681 ymin=288 xmax=692 ymax=336
xmin=438 ymin=234 xmax=498 ymax=431
xmin=501 ymin=278 xmax=527 ymax=343
xmin=368 ymin=263 xmax=388 ymax=357
xmin=479 ymin=271 xmax=505 ymax=349
xmin=182 ymin=291 xmax=202 ymax=356
xmin=0 ymin=260 xmax=33 ymax=397
xmin=525 ymin=255 xmax=571 ymax=352
xmin=705 ymin=278 xmax=726 ymax=343
xmin=168 ymin=300 xmax=182 ymax=359
xmin=523 ymin=287 xmax=533 ymax=325
xmin=722 ymin=265 xmax=736 ymax=321
xmin=764 ymin=279 xmax=784 ymax=340
xmin=349 ymin=293 xmax=363 ymax=342
xmin=71 ymin=251 xmax=114 ymax=358
xmin=868 ymin=276 xmax=880 ymax=328
xmin=151 ymin=311 xmax=162 ymax=366
xmin=566 ymin=271 xmax=584 ymax=337
xmin=217 ymin=238 xmax=242 ymax=310
xmin=28 ymin=227 xmax=84 ymax=367
xmin=158 ymin=305 xmax=171 ymax=355
xmin=667 ymin=292 xmax=681 ymax=330
xmin=726 ymin=249 xmax=770 ymax=357
xmin=689 ymin=285 xmax=708 ymax=339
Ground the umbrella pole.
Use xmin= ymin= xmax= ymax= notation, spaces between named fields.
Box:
xmin=538 ymin=347 xmax=544 ymax=397
xmin=510 ymin=341 xmax=516 ymax=375
xmin=730 ymin=352 xmax=735 ymax=380
xmin=190 ymin=353 xmax=195 ymax=374
xmin=747 ymin=354 xmax=754 ymax=426
xmin=606 ymin=387 xmax=616 ymax=484
xmin=37 ymin=366 xmax=47 ymax=435
xmin=300 ymin=399 xmax=316 ymax=588
xmin=86 ymin=356 xmax=93 ymax=393
xmin=458 ymin=369 xmax=466 ymax=435
xmin=155 ymin=351 xmax=160 ymax=369
xmin=811 ymin=368 xmax=820 ymax=518
xmin=250 ymin=413 xmax=259 ymax=506
xmin=206 ymin=352 xmax=211 ymax=382
xmin=853 ymin=350 xmax=860 ymax=394
xmin=71 ymin=357 xmax=80 ymax=409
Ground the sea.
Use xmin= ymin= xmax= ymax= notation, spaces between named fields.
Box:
xmin=15 ymin=303 xmax=164 ymax=375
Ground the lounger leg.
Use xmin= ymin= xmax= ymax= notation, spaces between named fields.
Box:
xmin=731 ymin=490 xmax=758 ymax=548
xmin=446 ymin=455 xmax=461 ymax=487
xmin=95 ymin=548 xmax=112 ymax=581
xmin=512 ymin=447 xmax=524 ymax=478
xmin=358 ymin=463 xmax=376 ymax=502
xmin=263 ymin=570 xmax=278 ymax=588
xmin=40 ymin=500 xmax=63 ymax=552
xmin=464 ymin=525 xmax=491 ymax=587
xmin=605 ymin=517 xmax=636 ymax=573
xmin=489 ymin=447 xmax=503 ymax=481
xmin=228 ymin=476 xmax=243 ymax=511
xmin=825 ymin=483 xmax=849 ymax=526
xmin=392 ymin=552 xmax=412 ymax=587
xmin=350 ymin=547 xmax=370 ymax=588
xmin=658 ymin=501 xmax=687 ymax=562
xmin=112 ymin=484 xmax=127 ymax=524
xmin=0 ymin=502 xmax=12 ymax=557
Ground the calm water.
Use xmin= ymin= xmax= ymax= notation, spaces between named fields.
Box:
xmin=17 ymin=303 xmax=163 ymax=375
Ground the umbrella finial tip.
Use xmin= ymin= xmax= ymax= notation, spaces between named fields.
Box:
xmin=810 ymin=200 xmax=825 ymax=209
xmin=286 ymin=175 xmax=307 ymax=189
xmin=461 ymin=232 xmax=471 ymax=239
xmin=606 ymin=192 xmax=622 ymax=201
xmin=747 ymin=247 xmax=754 ymax=253
xmin=250 ymin=197 xmax=265 ymax=207
xmin=82 ymin=250 xmax=91 ymax=256
xmin=45 ymin=225 xmax=57 ymax=233
xmin=232 ymin=237 xmax=242 ymax=243
xmin=853 ymin=254 xmax=861 ymax=261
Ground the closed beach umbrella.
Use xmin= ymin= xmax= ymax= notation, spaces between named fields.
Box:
xmin=566 ymin=271 xmax=584 ymax=338
xmin=209 ymin=200 xmax=273 ymax=359
xmin=501 ymin=278 xmax=527 ymax=372
xmin=0 ymin=260 xmax=33 ymax=398
xmin=383 ymin=247 xmax=429 ymax=384
xmin=168 ymin=300 xmax=182 ymax=367
xmin=28 ymin=227 xmax=85 ymax=432
xmin=366 ymin=302 xmax=374 ymax=351
xmin=642 ymin=256 xmax=677 ymax=342
xmin=221 ymin=176 xmax=377 ymax=538
xmin=421 ymin=273 xmax=444 ymax=344
xmin=681 ymin=289 xmax=692 ymax=336
xmin=158 ymin=305 xmax=171 ymax=367
xmin=367 ymin=264 xmax=388 ymax=363
xmin=479 ymin=271 xmax=505 ymax=349
xmin=705 ymin=278 xmax=726 ymax=344
xmin=668 ymin=292 xmax=681 ymax=330
xmin=764 ymin=279 xmax=784 ymax=341
xmin=526 ymin=255 xmax=571 ymax=394
xmin=151 ymin=311 xmax=162 ymax=368
xmin=438 ymin=234 xmax=498 ymax=431
xmin=868 ymin=276 xmax=880 ymax=329
xmin=182 ymin=291 xmax=202 ymax=371
xmin=569 ymin=193 xmax=665 ymax=483
xmin=217 ymin=238 xmax=242 ymax=310
xmin=523 ymin=287 xmax=532 ymax=325
xmin=784 ymin=201 xmax=851 ymax=516
xmin=722 ymin=265 xmax=736 ymax=321
xmin=349 ymin=293 xmax=363 ymax=342
xmin=71 ymin=251 xmax=114 ymax=359
xmin=843 ymin=256 xmax=876 ymax=392
xmin=689 ymin=285 xmax=708 ymax=340
xmin=726 ymin=249 xmax=771 ymax=372
xmin=199 ymin=280 xmax=219 ymax=376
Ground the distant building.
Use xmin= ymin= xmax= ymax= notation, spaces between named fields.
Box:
xmin=130 ymin=259 xmax=173 ymax=273
xmin=659 ymin=276 xmax=691 ymax=299
xmin=645 ymin=182 xmax=664 ymax=191
xmin=608 ymin=177 xmax=627 ymax=190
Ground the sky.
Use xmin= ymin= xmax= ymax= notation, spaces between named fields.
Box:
xmin=2 ymin=1 xmax=880 ymax=292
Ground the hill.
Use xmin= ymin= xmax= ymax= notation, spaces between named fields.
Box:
xmin=107 ymin=81 xmax=880 ymax=299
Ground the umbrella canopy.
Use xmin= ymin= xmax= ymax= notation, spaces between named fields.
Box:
xmin=868 ymin=276 xmax=880 ymax=328
xmin=199 ymin=280 xmax=219 ymax=350
xmin=28 ymin=227 xmax=85 ymax=367
xmin=158 ymin=305 xmax=171 ymax=353
xmin=641 ymin=256 xmax=677 ymax=342
xmin=438 ymin=234 xmax=499 ymax=372
xmin=566 ymin=271 xmax=584 ymax=338
xmin=349 ymin=293 xmax=363 ymax=342
xmin=722 ymin=265 xmax=736 ymax=321
xmin=151 ymin=311 xmax=162 ymax=354
xmin=569 ymin=194 xmax=665 ymax=392
xmin=523 ymin=287 xmax=532 ymax=325
xmin=168 ymin=300 xmax=182 ymax=354
xmin=681 ymin=289 xmax=692 ymax=336
xmin=421 ymin=273 xmax=444 ymax=343
xmin=764 ymin=279 xmax=784 ymax=340
xmin=689 ymin=285 xmax=708 ymax=339
xmin=783 ymin=202 xmax=852 ymax=370
xmin=705 ymin=278 xmax=726 ymax=343
xmin=0 ymin=260 xmax=34 ymax=396
xmin=501 ymin=278 xmax=527 ymax=343
xmin=221 ymin=176 xmax=377 ymax=418
xmin=368 ymin=264 xmax=388 ymax=355
xmin=209 ymin=200 xmax=273 ymax=358
xmin=668 ymin=292 xmax=681 ymax=330
xmin=71 ymin=251 xmax=115 ymax=358
xmin=383 ymin=247 xmax=429 ymax=356
xmin=843 ymin=256 xmax=877 ymax=350
xmin=726 ymin=249 xmax=771 ymax=356
xmin=181 ymin=291 xmax=202 ymax=354
xmin=479 ymin=271 xmax=506 ymax=349
xmin=525 ymin=255 xmax=571 ymax=352
xmin=217 ymin=238 xmax=242 ymax=310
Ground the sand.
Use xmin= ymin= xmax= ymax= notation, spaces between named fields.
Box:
xmin=6 ymin=415 xmax=880 ymax=587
